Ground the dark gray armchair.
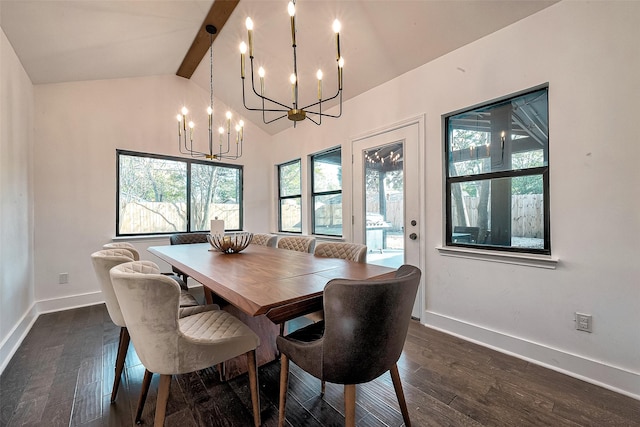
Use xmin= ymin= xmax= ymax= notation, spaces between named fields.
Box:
xmin=276 ymin=264 xmax=421 ymax=427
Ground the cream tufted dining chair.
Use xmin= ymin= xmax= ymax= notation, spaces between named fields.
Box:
xmin=314 ymin=242 xmax=368 ymax=263
xmin=277 ymin=236 xmax=316 ymax=253
xmin=91 ymin=250 xmax=211 ymax=406
xmin=251 ymin=233 xmax=278 ymax=247
xmin=103 ymin=242 xmax=140 ymax=260
xmin=110 ymin=261 xmax=261 ymax=427
xmin=277 ymin=265 xmax=421 ymax=427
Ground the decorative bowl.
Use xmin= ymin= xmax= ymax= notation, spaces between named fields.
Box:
xmin=207 ymin=232 xmax=253 ymax=254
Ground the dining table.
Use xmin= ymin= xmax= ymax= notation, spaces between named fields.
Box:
xmin=148 ymin=242 xmax=396 ymax=378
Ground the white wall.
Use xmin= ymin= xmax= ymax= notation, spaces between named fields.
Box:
xmin=33 ymin=75 xmax=272 ymax=304
xmin=269 ymin=1 xmax=640 ymax=397
xmin=5 ymin=0 xmax=638 ymax=398
xmin=0 ymin=28 xmax=35 ymax=370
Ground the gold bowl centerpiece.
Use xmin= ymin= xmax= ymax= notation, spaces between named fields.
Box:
xmin=207 ymin=232 xmax=253 ymax=254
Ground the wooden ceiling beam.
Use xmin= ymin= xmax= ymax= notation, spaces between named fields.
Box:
xmin=176 ymin=0 xmax=240 ymax=79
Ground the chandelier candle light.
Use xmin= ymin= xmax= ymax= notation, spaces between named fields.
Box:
xmin=178 ymin=25 xmax=244 ymax=160
xmin=239 ymin=0 xmax=344 ymax=127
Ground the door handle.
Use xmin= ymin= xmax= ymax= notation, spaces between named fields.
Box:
xmin=409 ymin=233 xmax=418 ymax=240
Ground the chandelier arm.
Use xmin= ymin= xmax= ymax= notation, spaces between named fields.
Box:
xmin=179 ymin=135 xmax=207 ymax=157
xmin=304 ymin=91 xmax=343 ymax=119
xmin=247 ymin=58 xmax=291 ymax=110
xmin=300 ymin=89 xmax=340 ymax=111
xmin=263 ymin=113 xmax=289 ymax=124
xmin=241 ymin=77 xmax=290 ymax=113
xmin=305 ymin=115 xmax=321 ymax=125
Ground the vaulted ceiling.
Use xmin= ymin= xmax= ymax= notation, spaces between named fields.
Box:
xmin=1 ymin=0 xmax=557 ymax=135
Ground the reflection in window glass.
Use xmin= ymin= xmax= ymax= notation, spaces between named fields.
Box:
xmin=118 ymin=155 xmax=187 ymax=234
xmin=445 ymin=87 xmax=550 ymax=254
xmin=279 ymin=161 xmax=301 ymax=197
xmin=191 ymin=163 xmax=241 ymax=231
xmin=312 ymin=148 xmax=342 ymax=236
xmin=449 ymin=175 xmax=544 ymax=250
xmin=278 ymin=159 xmax=302 ymax=233
xmin=280 ymin=198 xmax=301 ymax=233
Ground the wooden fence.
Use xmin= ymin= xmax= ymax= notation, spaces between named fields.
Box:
xmin=121 ymin=195 xmax=544 ymax=238
xmin=119 ymin=202 xmax=240 ymax=234
xmin=451 ymin=194 xmax=544 ymax=238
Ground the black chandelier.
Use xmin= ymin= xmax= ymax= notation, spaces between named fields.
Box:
xmin=177 ymin=25 xmax=244 ymax=160
xmin=238 ymin=0 xmax=343 ymax=127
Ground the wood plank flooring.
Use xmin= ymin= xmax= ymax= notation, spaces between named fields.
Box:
xmin=1 ymin=304 xmax=638 ymax=426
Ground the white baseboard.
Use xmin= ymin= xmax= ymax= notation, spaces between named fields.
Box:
xmin=0 ymin=291 xmax=104 ymax=375
xmin=422 ymin=311 xmax=640 ymax=400
xmin=36 ymin=291 xmax=104 ymax=315
xmin=0 ymin=303 xmax=38 ymax=374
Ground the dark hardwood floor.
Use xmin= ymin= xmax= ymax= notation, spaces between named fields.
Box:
xmin=1 ymin=304 xmax=638 ymax=426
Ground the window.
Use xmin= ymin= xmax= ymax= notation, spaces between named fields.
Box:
xmin=311 ymin=148 xmax=342 ymax=236
xmin=117 ymin=150 xmax=242 ymax=236
xmin=278 ymin=159 xmax=302 ymax=233
xmin=445 ymin=87 xmax=550 ymax=254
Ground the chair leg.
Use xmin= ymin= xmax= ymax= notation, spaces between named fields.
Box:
xmin=217 ymin=362 xmax=226 ymax=382
xmin=321 ymin=380 xmax=326 ymax=397
xmin=154 ymin=374 xmax=172 ymax=427
xmin=390 ymin=364 xmax=411 ymax=427
xmin=246 ymin=350 xmax=261 ymax=427
xmin=278 ymin=354 xmax=290 ymax=427
xmin=135 ymin=369 xmax=154 ymax=424
xmin=344 ymin=384 xmax=356 ymax=427
xmin=204 ymin=288 xmax=214 ymax=304
xmin=110 ymin=327 xmax=130 ymax=403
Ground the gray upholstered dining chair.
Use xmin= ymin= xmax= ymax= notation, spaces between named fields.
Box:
xmin=110 ymin=261 xmax=261 ymax=427
xmin=313 ymin=242 xmax=368 ymax=263
xmin=276 ymin=264 xmax=421 ymax=427
xmin=169 ymin=232 xmax=209 ymax=282
xmin=277 ymin=236 xmax=316 ymax=253
xmin=251 ymin=233 xmax=278 ymax=247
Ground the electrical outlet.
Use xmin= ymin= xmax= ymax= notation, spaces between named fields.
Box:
xmin=59 ymin=273 xmax=69 ymax=284
xmin=575 ymin=312 xmax=592 ymax=333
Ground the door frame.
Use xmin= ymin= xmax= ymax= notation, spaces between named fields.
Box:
xmin=349 ymin=114 xmax=426 ymax=320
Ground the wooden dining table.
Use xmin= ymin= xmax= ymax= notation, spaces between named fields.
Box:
xmin=148 ymin=242 xmax=396 ymax=377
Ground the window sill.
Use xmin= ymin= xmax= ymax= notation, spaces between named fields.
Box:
xmin=436 ymin=246 xmax=558 ymax=269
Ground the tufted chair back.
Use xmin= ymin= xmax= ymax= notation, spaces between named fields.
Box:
xmin=169 ymin=233 xmax=209 ymax=245
xmin=103 ymin=242 xmax=140 ymax=260
xmin=169 ymin=233 xmax=209 ymax=279
xmin=251 ymin=233 xmax=278 ymax=247
xmin=91 ymin=248 xmax=136 ymax=327
xmin=314 ymin=242 xmax=367 ymax=263
xmin=277 ymin=236 xmax=316 ymax=253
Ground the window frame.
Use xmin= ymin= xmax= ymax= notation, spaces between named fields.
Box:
xmin=443 ymin=86 xmax=551 ymax=255
xmin=310 ymin=147 xmax=343 ymax=237
xmin=277 ymin=158 xmax=302 ymax=233
xmin=116 ymin=149 xmax=243 ymax=237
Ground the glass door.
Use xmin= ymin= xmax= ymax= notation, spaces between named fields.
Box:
xmin=352 ymin=119 xmax=423 ymax=319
